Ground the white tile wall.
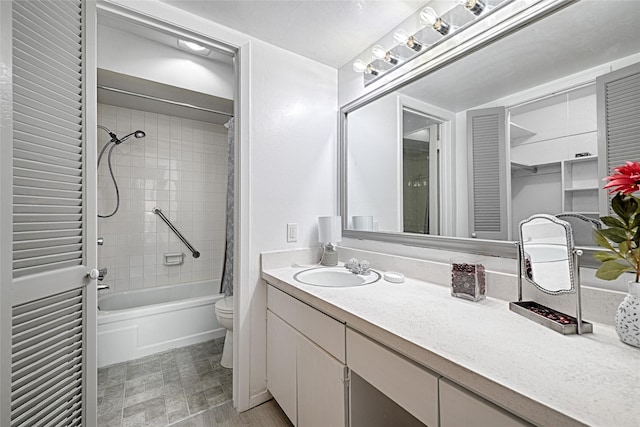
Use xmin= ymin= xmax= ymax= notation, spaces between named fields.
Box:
xmin=97 ymin=103 xmax=229 ymax=292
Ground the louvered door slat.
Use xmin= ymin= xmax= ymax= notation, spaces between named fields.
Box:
xmin=14 ymin=112 xmax=82 ymax=141
xmin=14 ymin=74 xmax=83 ymax=112
xmin=13 ymin=229 xmax=82 ymax=242
xmin=13 ymin=343 xmax=82 ymax=392
xmin=14 ymin=159 xmax=81 ymax=179
xmin=12 ymin=25 xmax=81 ymax=71
xmin=15 ymin=97 xmax=82 ymax=131
xmin=14 ymin=131 xmax=83 ymax=155
xmin=14 ymin=168 xmax=82 ymax=185
xmin=13 ymin=205 xmax=82 ymax=215
xmin=12 ymin=351 xmax=83 ymax=405
xmin=14 ymin=185 xmax=83 ymax=200
xmin=39 ymin=396 xmax=83 ymax=427
xmin=54 ymin=0 xmax=82 ymax=19
xmin=13 ymin=7 xmax=81 ymax=62
xmin=13 ymin=55 xmax=82 ymax=95
xmin=10 ymin=285 xmax=84 ymax=426
xmin=14 ymin=236 xmax=82 ymax=252
xmin=14 ymin=244 xmax=83 ymax=261
xmin=13 ymin=1 xmax=81 ymax=47
xmin=12 ymin=371 xmax=82 ymax=426
xmin=14 ymin=177 xmax=82 ymax=192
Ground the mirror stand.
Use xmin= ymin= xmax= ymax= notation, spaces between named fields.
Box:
xmin=510 ymin=242 xmax=593 ymax=335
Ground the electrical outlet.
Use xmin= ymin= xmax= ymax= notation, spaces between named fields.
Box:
xmin=287 ymin=223 xmax=298 ymax=242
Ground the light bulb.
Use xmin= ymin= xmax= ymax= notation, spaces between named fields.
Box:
xmin=420 ymin=7 xmax=450 ymax=36
xmin=393 ymin=29 xmax=410 ymax=45
xmin=393 ymin=29 xmax=422 ymax=52
xmin=458 ymin=0 xmax=486 ymax=16
xmin=420 ymin=7 xmax=438 ymax=26
xmin=352 ymin=60 xmax=379 ymax=76
xmin=353 ymin=59 xmax=368 ymax=73
xmin=371 ymin=45 xmax=399 ymax=65
xmin=372 ymin=45 xmax=386 ymax=60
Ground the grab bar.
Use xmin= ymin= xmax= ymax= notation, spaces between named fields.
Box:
xmin=152 ymin=207 xmax=201 ymax=258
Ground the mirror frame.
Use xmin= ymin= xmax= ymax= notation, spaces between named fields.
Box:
xmin=518 ymin=214 xmax=576 ymax=295
xmin=339 ymin=0 xmax=601 ymax=267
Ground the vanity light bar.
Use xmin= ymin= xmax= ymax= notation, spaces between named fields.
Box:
xmin=353 ymin=0 xmax=493 ymax=79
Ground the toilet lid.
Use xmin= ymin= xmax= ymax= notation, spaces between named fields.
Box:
xmin=216 ymin=295 xmax=233 ymax=313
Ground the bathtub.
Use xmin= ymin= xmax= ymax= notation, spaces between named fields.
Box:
xmin=97 ymin=280 xmax=226 ymax=367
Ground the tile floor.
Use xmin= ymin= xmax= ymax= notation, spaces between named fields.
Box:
xmin=98 ymin=338 xmax=233 ymax=426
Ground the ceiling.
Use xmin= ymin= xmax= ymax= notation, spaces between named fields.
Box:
xmin=396 ymin=0 xmax=640 ymax=113
xmin=160 ymin=0 xmax=427 ymax=68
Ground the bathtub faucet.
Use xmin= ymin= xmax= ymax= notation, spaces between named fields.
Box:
xmin=97 ymin=284 xmax=110 ymax=291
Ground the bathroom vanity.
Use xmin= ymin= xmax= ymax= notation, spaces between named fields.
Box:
xmin=262 ymin=253 xmax=640 ymax=427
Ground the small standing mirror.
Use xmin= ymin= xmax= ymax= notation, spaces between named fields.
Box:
xmin=519 ymin=214 xmax=575 ymax=294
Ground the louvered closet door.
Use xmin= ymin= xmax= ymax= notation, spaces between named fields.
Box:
xmin=597 ymin=62 xmax=640 ymax=215
xmin=0 ymin=1 xmax=97 ymax=426
xmin=467 ymin=107 xmax=508 ymax=240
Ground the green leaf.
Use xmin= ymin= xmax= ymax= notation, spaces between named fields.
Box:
xmin=627 ymin=197 xmax=639 ymax=218
xmin=593 ymin=229 xmax=615 ymax=250
xmin=595 ymin=260 xmax=634 ymax=280
xmin=601 ymin=216 xmax=626 ymax=229
xmin=600 ymin=227 xmax=629 ymax=243
xmin=611 ymin=193 xmax=629 ymax=222
xmin=619 ymin=240 xmax=631 ymax=255
xmin=593 ymin=251 xmax=624 ymax=262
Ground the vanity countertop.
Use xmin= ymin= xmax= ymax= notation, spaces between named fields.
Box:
xmin=262 ymin=265 xmax=640 ymax=427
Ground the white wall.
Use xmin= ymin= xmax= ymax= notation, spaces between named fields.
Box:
xmin=100 ymin=0 xmax=338 ymax=411
xmin=96 ymin=104 xmax=228 ymax=292
xmin=98 ymin=24 xmax=234 ymax=99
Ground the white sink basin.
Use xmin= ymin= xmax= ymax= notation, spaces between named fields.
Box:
xmin=294 ymin=267 xmax=380 ymax=287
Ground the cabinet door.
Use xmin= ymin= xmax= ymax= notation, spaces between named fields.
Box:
xmin=266 ymin=310 xmax=297 ymax=425
xmin=440 ymin=378 xmax=531 ymax=427
xmin=297 ymin=334 xmax=347 ymax=427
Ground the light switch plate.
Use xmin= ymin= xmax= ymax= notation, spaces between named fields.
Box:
xmin=287 ymin=223 xmax=298 ymax=242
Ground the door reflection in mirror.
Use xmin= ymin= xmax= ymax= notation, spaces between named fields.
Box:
xmin=402 ymin=108 xmax=441 ymax=235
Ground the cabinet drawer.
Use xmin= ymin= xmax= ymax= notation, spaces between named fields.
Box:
xmin=267 ymin=285 xmax=346 ymax=363
xmin=346 ymin=328 xmax=439 ymax=427
xmin=440 ymin=378 xmax=532 ymax=427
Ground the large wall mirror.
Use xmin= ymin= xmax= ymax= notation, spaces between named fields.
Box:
xmin=341 ymin=0 xmax=640 ymax=260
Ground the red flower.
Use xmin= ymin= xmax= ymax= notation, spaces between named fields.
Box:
xmin=603 ymin=161 xmax=640 ymax=194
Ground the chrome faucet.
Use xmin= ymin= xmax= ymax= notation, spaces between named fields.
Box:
xmin=345 ymin=258 xmax=371 ymax=275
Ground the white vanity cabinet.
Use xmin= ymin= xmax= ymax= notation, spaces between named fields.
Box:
xmin=266 ymin=285 xmax=348 ymax=427
xmin=346 ymin=328 xmax=440 ymax=427
xmin=439 ymin=378 xmax=532 ymax=427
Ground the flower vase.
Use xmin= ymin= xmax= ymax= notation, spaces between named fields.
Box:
xmin=615 ymin=281 xmax=640 ymax=348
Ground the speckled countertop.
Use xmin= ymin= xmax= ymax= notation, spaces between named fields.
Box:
xmin=262 ymin=265 xmax=640 ymax=427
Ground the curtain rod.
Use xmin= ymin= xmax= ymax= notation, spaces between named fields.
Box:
xmin=97 ymin=85 xmax=234 ymax=117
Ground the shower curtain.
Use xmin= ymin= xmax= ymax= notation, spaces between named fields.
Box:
xmin=220 ymin=118 xmax=235 ymax=297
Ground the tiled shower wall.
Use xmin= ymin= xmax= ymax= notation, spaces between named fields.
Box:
xmin=97 ymin=104 xmax=229 ymax=292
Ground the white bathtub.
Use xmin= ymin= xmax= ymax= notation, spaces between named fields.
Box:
xmin=98 ymin=280 xmax=225 ymax=367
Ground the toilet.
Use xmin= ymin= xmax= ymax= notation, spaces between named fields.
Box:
xmin=214 ymin=295 xmax=234 ymax=369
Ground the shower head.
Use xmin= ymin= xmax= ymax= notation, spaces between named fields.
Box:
xmin=117 ymin=130 xmax=146 ymax=144
xmin=97 ymin=125 xmax=146 ymax=145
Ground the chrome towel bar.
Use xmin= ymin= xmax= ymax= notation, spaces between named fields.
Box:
xmin=152 ymin=207 xmax=200 ymax=258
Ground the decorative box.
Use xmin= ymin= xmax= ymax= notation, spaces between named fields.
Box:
xmin=450 ymin=258 xmax=486 ymax=302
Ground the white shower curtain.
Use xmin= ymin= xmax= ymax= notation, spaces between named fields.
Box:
xmin=220 ymin=118 xmax=234 ymax=296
